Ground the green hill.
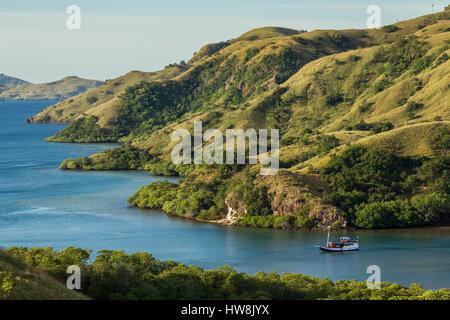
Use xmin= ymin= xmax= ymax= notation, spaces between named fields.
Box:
xmin=27 ymin=67 xmax=187 ymax=123
xmin=33 ymin=9 xmax=450 ymax=230
xmin=30 ymin=26 xmax=382 ymax=127
xmin=0 ymin=76 xmax=103 ymax=102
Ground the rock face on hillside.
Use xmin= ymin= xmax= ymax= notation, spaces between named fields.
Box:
xmin=260 ymin=171 xmax=347 ymax=229
xmin=223 ymin=171 xmax=346 ymax=230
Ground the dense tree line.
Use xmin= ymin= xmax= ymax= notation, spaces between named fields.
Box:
xmin=4 ymin=247 xmax=450 ymax=300
xmin=129 ymin=165 xmax=242 ymax=221
xmin=60 ymin=145 xmax=154 ymax=170
xmin=321 ymin=144 xmax=450 ymax=228
xmin=115 ymin=80 xmax=194 ymax=137
xmin=47 ymin=116 xmax=120 ymax=143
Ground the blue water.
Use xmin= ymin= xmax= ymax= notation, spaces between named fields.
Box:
xmin=1 ymin=100 xmax=450 ymax=289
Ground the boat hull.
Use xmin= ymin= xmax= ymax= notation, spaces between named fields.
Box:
xmin=318 ymin=246 xmax=359 ymax=252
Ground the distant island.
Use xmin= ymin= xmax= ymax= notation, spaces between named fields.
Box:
xmin=0 ymin=74 xmax=103 ymax=101
xmin=0 ymin=73 xmax=29 ymax=91
xmin=28 ymin=9 xmax=450 ymax=231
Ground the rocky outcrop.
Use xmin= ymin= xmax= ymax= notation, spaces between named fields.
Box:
xmin=222 ymin=170 xmax=346 ymax=230
xmin=258 ymin=171 xmax=347 ymax=230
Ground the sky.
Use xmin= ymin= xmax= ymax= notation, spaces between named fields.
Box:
xmin=0 ymin=0 xmax=447 ymax=83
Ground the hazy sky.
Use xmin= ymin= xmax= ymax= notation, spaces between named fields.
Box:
xmin=0 ymin=0 xmax=447 ymax=83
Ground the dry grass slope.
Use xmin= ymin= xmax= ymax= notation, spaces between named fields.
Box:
xmin=28 ymin=66 xmax=187 ymax=123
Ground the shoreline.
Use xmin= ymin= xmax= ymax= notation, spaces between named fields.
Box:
xmin=132 ymin=199 xmax=450 ymax=233
xmin=54 ymin=161 xmax=450 ymax=233
xmin=25 ymin=106 xmax=450 ymax=234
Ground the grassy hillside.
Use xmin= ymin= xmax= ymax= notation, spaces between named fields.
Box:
xmin=28 ymin=66 xmax=187 ymax=123
xmin=0 ymin=249 xmax=86 ymax=300
xmin=36 ymin=9 xmax=450 ymax=230
xmin=0 ymin=76 xmax=103 ymax=101
xmin=33 ymin=26 xmax=383 ymax=130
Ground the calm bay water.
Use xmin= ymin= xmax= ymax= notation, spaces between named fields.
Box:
xmin=1 ymin=100 xmax=450 ymax=289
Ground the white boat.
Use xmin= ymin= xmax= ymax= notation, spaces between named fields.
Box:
xmin=316 ymin=229 xmax=359 ymax=252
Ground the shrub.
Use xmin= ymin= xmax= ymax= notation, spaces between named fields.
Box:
xmin=48 ymin=116 xmax=119 ymax=143
xmin=382 ymin=25 xmax=400 ymax=33
xmin=244 ymin=47 xmax=260 ymax=62
xmin=429 ymin=126 xmax=450 ymax=152
xmin=412 ymin=56 xmax=432 ymax=74
xmin=385 ymin=37 xmax=428 ymax=77
xmin=405 ymin=101 xmax=424 ymax=119
xmin=373 ymin=78 xmax=392 ymax=92
xmin=325 ymin=92 xmax=344 ymax=106
xmin=295 ymin=215 xmax=318 ymax=229
xmin=435 ymin=53 xmax=449 ymax=66
xmin=243 ymin=186 xmax=271 ymax=216
xmin=329 ymin=34 xmax=351 ymax=49
xmin=317 ymin=135 xmax=340 ymax=154
xmin=371 ymin=122 xmax=395 ymax=133
xmin=86 ymin=96 xmax=98 ymax=104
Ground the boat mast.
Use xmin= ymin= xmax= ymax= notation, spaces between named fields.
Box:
xmin=326 ymin=227 xmax=330 ymax=244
